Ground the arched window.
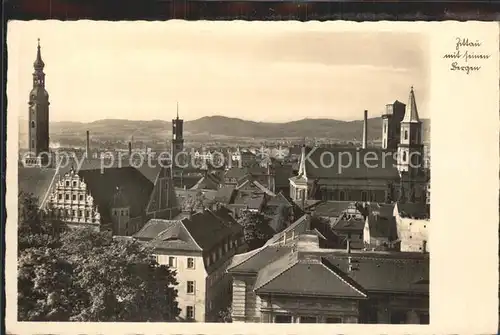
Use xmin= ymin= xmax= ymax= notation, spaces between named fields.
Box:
xmin=403 ymin=151 xmax=407 ymax=162
xmin=31 ymin=121 xmax=35 ymax=128
xmin=404 ymin=130 xmax=408 ymax=140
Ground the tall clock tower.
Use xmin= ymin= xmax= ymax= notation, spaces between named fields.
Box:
xmin=27 ymin=38 xmax=50 ymax=166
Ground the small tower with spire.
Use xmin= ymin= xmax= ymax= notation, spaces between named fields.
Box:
xmin=27 ymin=38 xmax=51 ymax=166
xmin=397 ymin=86 xmax=424 ymax=175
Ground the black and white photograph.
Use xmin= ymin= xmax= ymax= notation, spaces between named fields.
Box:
xmin=5 ymin=20 xmax=499 ymax=333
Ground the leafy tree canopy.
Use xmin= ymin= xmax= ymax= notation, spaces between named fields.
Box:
xmin=18 ymin=193 xmax=180 ymax=322
xmin=238 ymin=211 xmax=274 ymax=250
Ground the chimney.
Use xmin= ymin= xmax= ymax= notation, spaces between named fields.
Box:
xmin=362 ymin=110 xmax=368 ymax=149
xmin=86 ymin=131 xmax=90 ymax=158
xmin=128 ymin=141 xmax=132 ymax=156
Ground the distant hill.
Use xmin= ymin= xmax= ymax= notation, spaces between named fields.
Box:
xmin=18 ymin=115 xmax=430 ymax=147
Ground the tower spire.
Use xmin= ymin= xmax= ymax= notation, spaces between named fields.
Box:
xmin=176 ymin=102 xmax=179 ymax=119
xmin=34 ymin=38 xmax=45 ymax=71
xmin=402 ymin=85 xmax=420 ymax=123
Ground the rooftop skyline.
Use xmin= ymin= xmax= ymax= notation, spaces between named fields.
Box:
xmin=8 ymin=21 xmax=429 ymax=123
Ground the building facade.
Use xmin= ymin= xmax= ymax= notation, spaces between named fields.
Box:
xmin=133 ymin=208 xmax=247 ymax=322
xmin=227 ymin=233 xmax=429 ymax=324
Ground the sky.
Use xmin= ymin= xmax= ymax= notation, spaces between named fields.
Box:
xmin=8 ymin=21 xmax=429 ymax=123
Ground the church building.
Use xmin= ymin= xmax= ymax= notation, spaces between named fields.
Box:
xmin=289 ymin=86 xmax=429 ymax=205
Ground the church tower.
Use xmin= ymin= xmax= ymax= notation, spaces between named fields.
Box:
xmin=171 ymin=103 xmax=185 ymax=171
xmin=397 ymin=86 xmax=423 ymax=175
xmin=28 ymin=39 xmax=50 ymax=166
xmin=381 ymin=100 xmax=406 ymax=151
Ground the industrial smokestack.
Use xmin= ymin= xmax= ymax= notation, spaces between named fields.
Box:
xmin=362 ymin=110 xmax=368 ymax=149
xmin=86 ymin=131 xmax=90 ymax=158
xmin=128 ymin=141 xmax=132 ymax=156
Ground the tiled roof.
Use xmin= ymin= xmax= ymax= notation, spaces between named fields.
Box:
xmin=396 ymin=202 xmax=429 ymax=219
xmin=145 ymin=167 xmax=180 ymax=217
xmin=213 ymin=186 xmax=236 ymax=204
xmin=190 ymin=174 xmax=220 ymax=190
xmin=310 ymin=201 xmax=354 ymax=218
xmin=265 ymin=214 xmax=311 ymax=245
xmin=136 ymin=208 xmax=243 ymax=253
xmin=332 ymin=218 xmax=365 ymax=233
xmin=18 ymin=167 xmax=59 ymax=206
xmin=77 ymin=167 xmax=153 ymax=222
xmin=254 ymin=253 xmax=367 ymax=298
xmin=324 ymin=252 xmax=429 ymax=294
xmin=229 ymin=237 xmax=429 ymax=295
xmin=182 ymin=210 xmax=241 ymax=251
xmin=266 ymin=192 xmax=293 ymax=208
xmin=134 ymin=219 xmax=201 ymax=252
xmin=302 ymin=147 xmax=400 ymax=180
xmin=227 ymin=244 xmax=293 ymax=273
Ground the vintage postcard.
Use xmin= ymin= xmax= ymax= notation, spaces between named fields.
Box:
xmin=5 ymin=20 xmax=499 ymax=334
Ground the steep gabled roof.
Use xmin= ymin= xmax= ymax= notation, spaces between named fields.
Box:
xmin=77 ymin=166 xmax=153 ymax=222
xmin=145 ymin=167 xmax=180 ymax=217
xmin=134 ymin=219 xmax=202 ymax=252
xmin=301 ymin=147 xmax=400 ymax=180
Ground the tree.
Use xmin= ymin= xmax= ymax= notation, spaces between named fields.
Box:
xmin=239 ymin=212 xmax=274 ymax=250
xmin=18 ymin=194 xmax=180 ymax=322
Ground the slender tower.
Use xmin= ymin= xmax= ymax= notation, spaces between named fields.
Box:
xmin=171 ymin=103 xmax=185 ymax=172
xmin=28 ymin=38 xmax=50 ymax=166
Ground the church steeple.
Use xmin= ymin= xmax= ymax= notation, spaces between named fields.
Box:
xmin=402 ymin=86 xmax=420 ymax=123
xmin=27 ymin=38 xmax=50 ymax=167
xmin=33 ymin=38 xmax=46 ymax=88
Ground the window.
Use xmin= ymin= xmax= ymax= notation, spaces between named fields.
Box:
xmin=187 ymin=257 xmax=195 ymax=269
xmin=73 ymin=181 xmax=77 ymax=187
xmin=78 ymin=210 xmax=83 ymax=217
xmin=274 ymin=315 xmax=292 ymax=323
xmin=121 ymin=210 xmax=124 ymax=216
xmin=300 ymin=316 xmax=317 ymax=323
xmin=187 ymin=281 xmax=195 ymax=294
xmin=361 ymin=191 xmax=368 ymax=202
xmin=31 ymin=121 xmax=35 ymax=128
xmin=402 ymin=151 xmax=407 ymax=162
xmin=404 ymin=130 xmax=408 ymax=140
xmin=72 ymin=210 xmax=76 ymax=216
xmin=326 ymin=317 xmax=342 ymax=323
xmin=339 ymin=190 xmax=346 ymax=201
xmin=86 ymin=210 xmax=90 ymax=217
xmin=186 ymin=306 xmax=195 ymax=320
xmin=65 ymin=181 xmax=70 ymax=187
xmin=168 ymin=256 xmax=176 ymax=268
xmin=79 ymin=194 xmax=84 ymax=201
xmin=58 ymin=194 xmax=62 ymax=200
xmin=72 ymin=194 xmax=77 ymax=201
